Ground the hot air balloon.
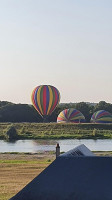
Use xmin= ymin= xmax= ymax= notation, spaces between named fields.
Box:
xmin=57 ymin=108 xmax=85 ymax=123
xmin=91 ymin=110 xmax=112 ymax=123
xmin=31 ymin=85 xmax=60 ymax=122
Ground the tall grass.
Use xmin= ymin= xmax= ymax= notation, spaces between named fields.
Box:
xmin=0 ymin=122 xmax=112 ymax=140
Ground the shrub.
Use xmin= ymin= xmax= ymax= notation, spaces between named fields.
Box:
xmin=4 ymin=126 xmax=18 ymax=140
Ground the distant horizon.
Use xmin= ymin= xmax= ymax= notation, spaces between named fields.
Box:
xmin=0 ymin=99 xmax=111 ymax=105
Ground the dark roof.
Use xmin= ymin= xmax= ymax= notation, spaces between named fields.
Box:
xmin=10 ymin=155 xmax=112 ymax=200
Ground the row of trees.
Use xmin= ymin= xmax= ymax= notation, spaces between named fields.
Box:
xmin=0 ymin=101 xmax=112 ymax=122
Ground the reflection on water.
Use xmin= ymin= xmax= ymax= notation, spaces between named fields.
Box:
xmin=32 ymin=140 xmax=56 ymax=145
xmin=0 ymin=139 xmax=112 ymax=153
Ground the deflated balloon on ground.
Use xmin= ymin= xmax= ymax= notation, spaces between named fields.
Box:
xmin=57 ymin=108 xmax=85 ymax=123
xmin=91 ymin=110 xmax=112 ymax=123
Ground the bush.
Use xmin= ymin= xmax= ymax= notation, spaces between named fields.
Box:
xmin=4 ymin=126 xmax=18 ymax=140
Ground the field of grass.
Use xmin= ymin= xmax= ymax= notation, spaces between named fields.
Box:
xmin=0 ymin=153 xmax=55 ymax=200
xmin=0 ymin=151 xmax=112 ymax=200
xmin=1 ymin=122 xmax=112 ymax=140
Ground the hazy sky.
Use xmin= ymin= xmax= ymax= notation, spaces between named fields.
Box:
xmin=0 ymin=0 xmax=112 ymax=104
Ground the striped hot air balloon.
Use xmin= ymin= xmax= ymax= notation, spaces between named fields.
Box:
xmin=57 ymin=108 xmax=85 ymax=123
xmin=91 ymin=110 xmax=112 ymax=123
xmin=31 ymin=85 xmax=60 ymax=121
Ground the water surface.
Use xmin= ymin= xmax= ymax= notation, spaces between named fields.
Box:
xmin=0 ymin=139 xmax=112 ymax=153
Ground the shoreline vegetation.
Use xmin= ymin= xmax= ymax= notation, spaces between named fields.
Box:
xmin=0 ymin=122 xmax=112 ymax=140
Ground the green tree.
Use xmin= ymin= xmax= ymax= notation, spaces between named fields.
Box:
xmin=75 ymin=102 xmax=94 ymax=122
xmin=94 ymin=101 xmax=112 ymax=114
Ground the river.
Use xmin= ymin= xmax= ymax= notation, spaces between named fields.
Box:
xmin=0 ymin=139 xmax=112 ymax=153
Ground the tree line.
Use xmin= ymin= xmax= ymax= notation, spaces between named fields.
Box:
xmin=0 ymin=101 xmax=112 ymax=123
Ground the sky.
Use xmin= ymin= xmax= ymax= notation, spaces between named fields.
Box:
xmin=0 ymin=0 xmax=112 ymax=104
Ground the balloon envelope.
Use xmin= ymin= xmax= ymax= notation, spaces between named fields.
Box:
xmin=57 ymin=108 xmax=85 ymax=123
xmin=91 ymin=110 xmax=112 ymax=123
xmin=31 ymin=85 xmax=60 ymax=117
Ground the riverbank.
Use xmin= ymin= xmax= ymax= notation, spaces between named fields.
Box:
xmin=0 ymin=151 xmax=112 ymax=200
xmin=1 ymin=122 xmax=112 ymax=140
xmin=0 ymin=151 xmax=112 ymax=160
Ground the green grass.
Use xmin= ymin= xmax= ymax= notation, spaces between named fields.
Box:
xmin=0 ymin=155 xmax=52 ymax=200
xmin=1 ymin=122 xmax=112 ymax=140
xmin=0 ymin=160 xmax=52 ymax=164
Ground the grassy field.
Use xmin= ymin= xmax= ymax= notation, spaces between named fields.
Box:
xmin=1 ymin=122 xmax=112 ymax=140
xmin=0 ymin=153 xmax=55 ymax=200
xmin=0 ymin=152 xmax=112 ymax=200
